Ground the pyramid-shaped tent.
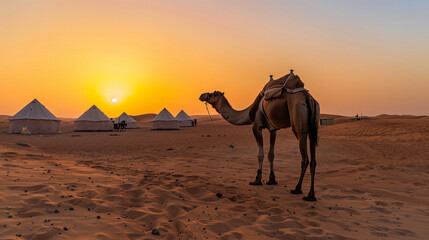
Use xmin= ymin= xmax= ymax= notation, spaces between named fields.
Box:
xmin=175 ymin=110 xmax=194 ymax=127
xmin=151 ymin=108 xmax=180 ymax=130
xmin=8 ymin=99 xmax=61 ymax=134
xmin=74 ymin=105 xmax=113 ymax=131
xmin=114 ymin=112 xmax=138 ymax=129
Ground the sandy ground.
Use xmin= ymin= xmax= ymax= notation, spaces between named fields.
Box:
xmin=0 ymin=114 xmax=428 ymax=240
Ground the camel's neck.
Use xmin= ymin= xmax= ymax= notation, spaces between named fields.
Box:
xmin=212 ymin=95 xmax=252 ymax=125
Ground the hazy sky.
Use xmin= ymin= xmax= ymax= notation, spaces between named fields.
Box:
xmin=1 ymin=0 xmax=428 ymax=118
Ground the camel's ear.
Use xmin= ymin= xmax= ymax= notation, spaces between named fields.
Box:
xmin=222 ymin=92 xmax=224 ymax=95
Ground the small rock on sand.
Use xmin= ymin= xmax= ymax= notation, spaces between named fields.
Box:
xmin=152 ymin=229 xmax=160 ymax=235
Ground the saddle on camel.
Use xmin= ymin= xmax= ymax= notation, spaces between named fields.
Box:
xmin=252 ymin=70 xmax=318 ymax=132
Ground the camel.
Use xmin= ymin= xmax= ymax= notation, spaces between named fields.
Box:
xmin=199 ymin=71 xmax=320 ymax=201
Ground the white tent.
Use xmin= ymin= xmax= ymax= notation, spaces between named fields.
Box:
xmin=151 ymin=108 xmax=180 ymax=130
xmin=175 ymin=110 xmax=194 ymax=127
xmin=74 ymin=105 xmax=113 ymax=131
xmin=8 ymin=99 xmax=61 ymax=134
xmin=114 ymin=112 xmax=138 ymax=129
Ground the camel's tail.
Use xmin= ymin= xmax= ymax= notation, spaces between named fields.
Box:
xmin=306 ymin=95 xmax=320 ymax=146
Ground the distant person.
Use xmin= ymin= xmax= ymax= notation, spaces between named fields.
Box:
xmin=194 ymin=119 xmax=197 ymax=127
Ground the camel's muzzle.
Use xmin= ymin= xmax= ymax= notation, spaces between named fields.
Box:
xmin=199 ymin=93 xmax=210 ymax=102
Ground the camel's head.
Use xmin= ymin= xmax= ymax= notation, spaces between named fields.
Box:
xmin=199 ymin=91 xmax=224 ymax=106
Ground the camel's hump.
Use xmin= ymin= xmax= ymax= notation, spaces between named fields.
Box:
xmin=263 ymin=74 xmax=305 ymax=91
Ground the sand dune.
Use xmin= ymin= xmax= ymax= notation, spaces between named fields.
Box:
xmin=0 ymin=114 xmax=428 ymax=239
xmin=131 ymin=114 xmax=157 ymax=123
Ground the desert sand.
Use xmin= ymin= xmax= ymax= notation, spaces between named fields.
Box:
xmin=0 ymin=114 xmax=428 ymax=239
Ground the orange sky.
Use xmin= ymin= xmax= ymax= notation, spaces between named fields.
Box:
xmin=0 ymin=1 xmax=428 ymax=118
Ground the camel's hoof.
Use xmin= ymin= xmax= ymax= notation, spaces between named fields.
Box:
xmin=249 ymin=181 xmax=262 ymax=185
xmin=303 ymin=196 xmax=317 ymax=201
xmin=290 ymin=189 xmax=303 ymax=194
xmin=266 ymin=180 xmax=278 ymax=185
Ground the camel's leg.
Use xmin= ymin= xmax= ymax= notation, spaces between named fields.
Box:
xmin=266 ymin=130 xmax=278 ymax=185
xmin=249 ymin=124 xmax=263 ymax=185
xmin=291 ymin=132 xmax=309 ymax=194
xmin=303 ymin=141 xmax=317 ymax=201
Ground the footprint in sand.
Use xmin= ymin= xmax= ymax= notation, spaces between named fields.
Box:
xmin=230 ymin=232 xmax=244 ymax=239
xmin=124 ymin=210 xmax=146 ymax=219
xmin=122 ymin=189 xmax=144 ymax=198
xmin=2 ymin=152 xmax=18 ymax=157
xmin=304 ymin=220 xmax=321 ymax=227
xmin=375 ymin=201 xmax=388 ymax=207
xmin=228 ymin=205 xmax=248 ymax=212
xmin=16 ymin=211 xmax=44 ymax=218
xmin=8 ymin=184 xmax=48 ymax=192
xmin=266 ymin=207 xmax=285 ymax=214
xmin=370 ymin=231 xmax=389 ymax=237
xmin=118 ymin=183 xmax=134 ymax=190
xmin=261 ymin=220 xmax=305 ymax=231
xmin=65 ymin=197 xmax=97 ymax=208
xmin=307 ymin=228 xmax=324 ymax=234
xmin=147 ymin=207 xmax=163 ymax=214
xmin=27 ymin=227 xmax=62 ymax=240
xmin=183 ymin=186 xmax=210 ymax=198
xmin=267 ymin=215 xmax=286 ymax=223
xmin=2 ymin=163 xmax=23 ymax=168
xmin=165 ymin=204 xmax=187 ymax=218
xmin=303 ymin=211 xmax=319 ymax=217
xmin=207 ymin=222 xmax=232 ymax=235
xmin=392 ymin=201 xmax=404 ymax=206
xmin=23 ymin=196 xmax=48 ymax=205
xmin=366 ymin=205 xmax=391 ymax=214
xmin=80 ymin=190 xmax=99 ymax=198
xmin=100 ymin=187 xmax=121 ymax=195
xmin=394 ymin=228 xmax=415 ymax=237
